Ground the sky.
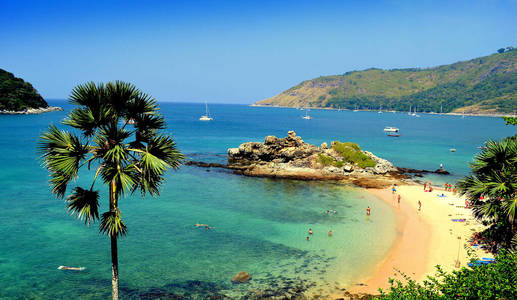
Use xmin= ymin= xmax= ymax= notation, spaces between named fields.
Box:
xmin=1 ymin=0 xmax=516 ymax=104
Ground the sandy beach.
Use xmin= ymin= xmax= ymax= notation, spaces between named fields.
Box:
xmin=348 ymin=183 xmax=491 ymax=295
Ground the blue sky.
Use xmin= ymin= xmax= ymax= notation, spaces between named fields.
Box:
xmin=1 ymin=0 xmax=516 ymax=104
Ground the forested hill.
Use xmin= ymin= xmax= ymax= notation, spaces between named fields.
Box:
xmin=0 ymin=69 xmax=48 ymax=111
xmin=254 ymin=48 xmax=517 ymax=114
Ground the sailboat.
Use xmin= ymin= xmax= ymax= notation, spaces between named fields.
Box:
xmin=408 ymin=104 xmax=412 ymax=115
xmin=302 ymin=109 xmax=312 ymax=119
xmin=199 ymin=102 xmax=213 ymax=121
xmin=353 ymin=105 xmax=359 ymax=112
xmin=378 ymin=105 xmax=383 ymax=114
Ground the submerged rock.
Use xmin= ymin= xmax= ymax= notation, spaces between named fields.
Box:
xmin=231 ymin=271 xmax=251 ymax=283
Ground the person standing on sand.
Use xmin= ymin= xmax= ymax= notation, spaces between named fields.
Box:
xmin=366 ymin=206 xmax=371 ymax=215
xmin=397 ymin=194 xmax=401 ymax=204
xmin=424 ymin=181 xmax=427 ymax=191
xmin=418 ymin=201 xmax=422 ymax=211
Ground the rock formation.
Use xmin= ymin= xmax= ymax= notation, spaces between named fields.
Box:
xmin=227 ymin=131 xmax=401 ymax=188
xmin=231 ymin=271 xmax=251 ymax=283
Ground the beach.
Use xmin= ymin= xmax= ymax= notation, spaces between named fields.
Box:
xmin=348 ymin=183 xmax=490 ymax=295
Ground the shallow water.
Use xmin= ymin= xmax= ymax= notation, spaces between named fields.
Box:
xmin=0 ymin=101 xmax=514 ymax=299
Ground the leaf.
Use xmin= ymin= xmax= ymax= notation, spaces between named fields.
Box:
xmin=99 ymin=210 xmax=127 ymax=237
xmin=66 ymin=187 xmax=99 ymax=225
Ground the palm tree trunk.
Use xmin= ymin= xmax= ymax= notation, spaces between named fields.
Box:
xmin=111 ymin=235 xmax=119 ymax=300
xmin=110 ymin=180 xmax=119 ymax=300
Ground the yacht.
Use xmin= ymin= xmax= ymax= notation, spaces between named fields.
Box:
xmin=383 ymin=126 xmax=399 ymax=132
xmin=302 ymin=109 xmax=312 ymax=119
xmin=199 ymin=102 xmax=213 ymax=121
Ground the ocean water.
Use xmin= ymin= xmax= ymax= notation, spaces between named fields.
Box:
xmin=0 ymin=101 xmax=515 ymax=299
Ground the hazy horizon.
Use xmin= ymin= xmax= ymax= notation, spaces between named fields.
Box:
xmin=2 ymin=0 xmax=517 ymax=104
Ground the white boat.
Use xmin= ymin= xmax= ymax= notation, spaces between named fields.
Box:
xmin=353 ymin=105 xmax=359 ymax=112
xmin=408 ymin=104 xmax=412 ymax=115
xmin=383 ymin=126 xmax=399 ymax=132
xmin=302 ymin=109 xmax=312 ymax=119
xmin=449 ymin=148 xmax=457 ymax=152
xmin=199 ymin=102 xmax=213 ymax=121
xmin=378 ymin=105 xmax=383 ymax=114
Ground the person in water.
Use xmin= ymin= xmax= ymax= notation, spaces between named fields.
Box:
xmin=308 ymin=228 xmax=313 ymax=235
xmin=58 ymin=266 xmax=85 ymax=271
xmin=195 ymin=224 xmax=208 ymax=228
xmin=306 ymin=236 xmax=310 ymax=241
xmin=328 ymin=229 xmax=332 ymax=237
xmin=366 ymin=206 xmax=371 ymax=215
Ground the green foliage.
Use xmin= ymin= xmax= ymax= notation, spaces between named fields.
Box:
xmin=0 ymin=68 xmax=47 ymax=110
xmin=380 ymin=250 xmax=517 ymax=299
xmin=317 ymin=153 xmax=344 ymax=168
xmin=331 ymin=141 xmax=376 ymax=168
xmin=457 ymin=137 xmax=517 ymax=250
xmin=503 ymin=116 xmax=517 ymax=125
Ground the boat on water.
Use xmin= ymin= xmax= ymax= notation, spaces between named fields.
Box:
xmin=302 ymin=109 xmax=312 ymax=119
xmin=383 ymin=126 xmax=399 ymax=132
xmin=450 ymin=148 xmax=457 ymax=152
xmin=199 ymin=102 xmax=213 ymax=121
xmin=378 ymin=105 xmax=383 ymax=114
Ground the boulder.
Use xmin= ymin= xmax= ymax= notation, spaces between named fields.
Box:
xmin=321 ymin=142 xmax=328 ymax=149
xmin=231 ymin=271 xmax=251 ymax=283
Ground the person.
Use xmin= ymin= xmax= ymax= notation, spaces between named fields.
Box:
xmin=424 ymin=181 xmax=427 ymax=191
xmin=308 ymin=228 xmax=313 ymax=235
xmin=58 ymin=266 xmax=85 ymax=271
xmin=418 ymin=201 xmax=422 ymax=211
xmin=366 ymin=206 xmax=371 ymax=216
xmin=440 ymin=163 xmax=443 ymax=169
xmin=328 ymin=229 xmax=332 ymax=237
xmin=195 ymin=223 xmax=208 ymax=228
xmin=325 ymin=210 xmax=330 ymax=214
xmin=445 ymin=182 xmax=448 ymax=190
xmin=397 ymin=194 xmax=401 ymax=204
xmin=429 ymin=186 xmax=433 ymax=192
xmin=306 ymin=236 xmax=310 ymax=241
xmin=204 ymin=226 xmax=215 ymax=230
xmin=392 ymin=185 xmax=396 ymax=194
xmin=453 ymin=186 xmax=457 ymax=195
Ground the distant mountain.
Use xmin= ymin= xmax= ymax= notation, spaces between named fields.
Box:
xmin=254 ymin=48 xmax=517 ymax=114
xmin=0 ymin=68 xmax=48 ymax=111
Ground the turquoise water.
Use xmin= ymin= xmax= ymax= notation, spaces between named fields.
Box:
xmin=0 ymin=101 xmax=515 ymax=299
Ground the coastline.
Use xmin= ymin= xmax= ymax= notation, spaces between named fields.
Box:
xmin=0 ymin=106 xmax=63 ymax=115
xmin=250 ymin=104 xmax=515 ymax=118
xmin=347 ymin=184 xmax=490 ymax=295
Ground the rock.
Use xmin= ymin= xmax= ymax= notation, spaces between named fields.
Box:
xmin=265 ymin=135 xmax=278 ymax=145
xmin=321 ymin=142 xmax=328 ymax=149
xmin=231 ymin=271 xmax=251 ymax=283
xmin=435 ymin=168 xmax=450 ymax=175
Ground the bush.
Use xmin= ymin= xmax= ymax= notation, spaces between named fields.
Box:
xmin=380 ymin=250 xmax=517 ymax=299
xmin=331 ymin=142 xmax=376 ymax=168
xmin=317 ymin=154 xmax=344 ymax=168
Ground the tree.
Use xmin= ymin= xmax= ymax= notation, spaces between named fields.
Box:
xmin=38 ymin=81 xmax=184 ymax=299
xmin=457 ymin=137 xmax=517 ymax=250
xmin=498 ymin=48 xmax=506 ymax=54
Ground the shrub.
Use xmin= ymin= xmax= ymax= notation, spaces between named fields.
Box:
xmin=331 ymin=142 xmax=376 ymax=168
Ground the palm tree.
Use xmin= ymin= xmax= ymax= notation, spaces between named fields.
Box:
xmin=38 ymin=81 xmax=184 ymax=299
xmin=457 ymin=137 xmax=517 ymax=250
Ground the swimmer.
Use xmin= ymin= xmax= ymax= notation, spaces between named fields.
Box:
xmin=308 ymin=228 xmax=313 ymax=235
xmin=58 ymin=266 xmax=85 ymax=271
xmin=325 ymin=210 xmax=330 ymax=214
xmin=328 ymin=229 xmax=332 ymax=237
xmin=306 ymin=236 xmax=310 ymax=241
xmin=366 ymin=206 xmax=371 ymax=216
xmin=195 ymin=224 xmax=208 ymax=228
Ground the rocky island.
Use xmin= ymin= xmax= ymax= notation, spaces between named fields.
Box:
xmin=226 ymin=131 xmax=404 ymax=188
xmin=0 ymin=68 xmax=62 ymax=114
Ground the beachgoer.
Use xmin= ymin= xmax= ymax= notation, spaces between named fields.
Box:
xmin=325 ymin=210 xmax=329 ymax=214
xmin=392 ymin=185 xmax=396 ymax=194
xmin=397 ymin=194 xmax=401 ymax=204
xmin=424 ymin=181 xmax=427 ymax=190
xmin=429 ymin=180 xmax=432 ymax=187
xmin=418 ymin=201 xmax=422 ymax=211
xmin=328 ymin=229 xmax=332 ymax=237
xmin=429 ymin=186 xmax=433 ymax=192
xmin=445 ymin=182 xmax=448 ymax=190
xmin=453 ymin=186 xmax=457 ymax=194
xmin=195 ymin=223 xmax=208 ymax=228
xmin=366 ymin=206 xmax=371 ymax=216
xmin=307 ymin=236 xmax=310 ymax=241
xmin=58 ymin=266 xmax=84 ymax=271
xmin=308 ymin=228 xmax=313 ymax=235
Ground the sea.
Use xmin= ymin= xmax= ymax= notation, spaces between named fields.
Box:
xmin=0 ymin=100 xmax=515 ymax=299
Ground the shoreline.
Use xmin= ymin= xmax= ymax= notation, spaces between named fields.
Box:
xmin=250 ymin=104 xmax=515 ymax=118
xmin=346 ymin=184 xmax=490 ymax=295
xmin=0 ymin=106 xmax=63 ymax=115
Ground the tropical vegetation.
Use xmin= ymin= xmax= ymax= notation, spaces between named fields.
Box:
xmin=255 ymin=48 xmax=517 ymax=114
xmin=38 ymin=81 xmax=184 ymax=300
xmin=317 ymin=141 xmax=376 ymax=168
xmin=0 ymin=68 xmax=47 ymax=111
xmin=380 ymin=250 xmax=517 ymax=299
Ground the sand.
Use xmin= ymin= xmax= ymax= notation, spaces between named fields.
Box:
xmin=348 ymin=183 xmax=491 ymax=295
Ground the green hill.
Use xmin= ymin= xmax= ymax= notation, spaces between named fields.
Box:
xmin=255 ymin=48 xmax=517 ymax=113
xmin=0 ymin=69 xmax=48 ymax=111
